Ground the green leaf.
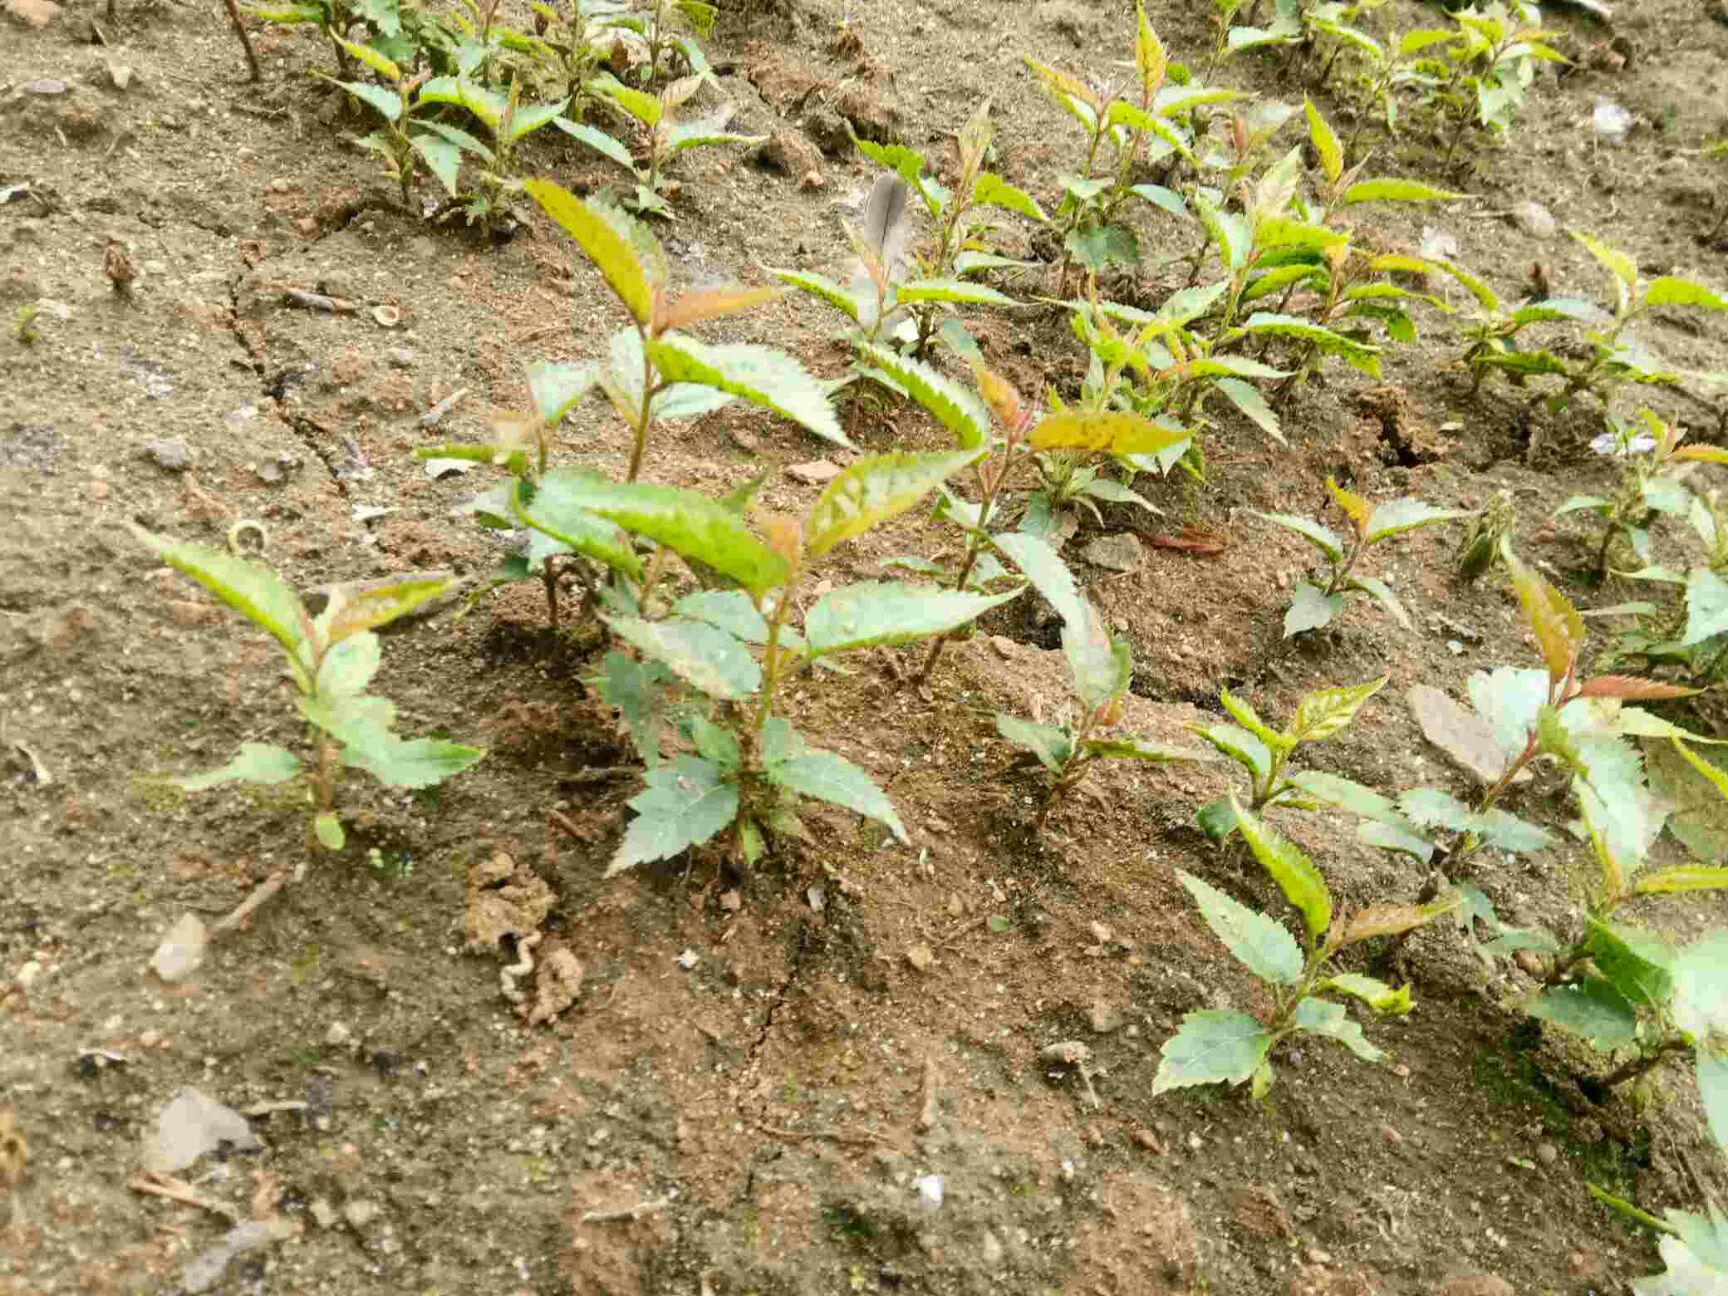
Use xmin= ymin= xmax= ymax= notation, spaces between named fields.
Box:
xmin=1340 ymin=177 xmax=1462 ymax=204
xmin=608 ymin=755 xmax=739 ymax=875
xmin=1635 ymin=866 xmax=1728 ymax=896
xmin=1217 ymin=687 xmax=1285 ymax=752
xmin=1065 ymin=608 xmax=1130 ymax=712
xmin=1303 ymin=95 xmax=1342 ymax=185
xmin=551 ymin=118 xmax=637 ymax=174
xmin=1235 ymin=312 xmax=1382 ymax=376
xmin=1293 ymin=996 xmax=1385 ymax=1062
xmin=1196 ymin=795 xmax=1240 ymax=841
xmin=414 ymin=117 xmax=494 ymax=164
xmin=177 ymin=743 xmax=303 ymax=792
xmin=1587 ymin=919 xmax=1675 ymax=1014
xmin=1527 ymin=977 xmax=1639 ymax=1048
xmin=523 ymin=179 xmax=656 ymax=324
xmin=1365 ymin=498 xmax=1470 ymax=543
xmin=590 ymin=73 xmax=661 ymax=125
xmin=1152 ymin=1010 xmax=1275 ymax=1094
xmin=1674 ymin=931 xmax=1728 ymax=1041
xmin=1079 ymin=736 xmax=1195 ymax=762
xmin=674 ymin=589 xmax=771 ymax=643
xmin=1320 ymin=973 xmax=1411 ymax=1015
xmin=1285 ymin=583 xmax=1344 ymax=636
xmin=770 ymin=267 xmax=863 ymax=323
xmin=134 ymin=528 xmax=312 ymax=681
xmin=807 ymin=451 xmax=976 ymax=557
xmin=1288 ymin=676 xmax=1386 ymax=743
xmin=418 ymin=75 xmax=508 ymax=131
xmin=1216 ymin=378 xmax=1283 ymax=444
xmin=602 ymin=615 xmax=761 ymax=700
xmin=991 ymin=531 xmax=1084 ymax=626
xmin=411 ymin=134 xmax=463 ymax=197
xmin=508 ymin=98 xmax=570 ymax=143
xmin=314 ymin=813 xmax=346 ymax=851
xmin=304 ymin=695 xmax=484 ymax=791
xmin=1572 ymin=231 xmax=1636 ymax=288
xmin=318 ymin=573 xmax=456 ymax=643
xmin=1287 ymin=770 xmax=1401 ymax=824
xmin=972 ymin=172 xmax=1045 ymax=222
xmin=317 ymin=630 xmax=381 ymax=697
xmin=804 ymin=581 xmax=1020 ymax=655
xmin=1468 ymin=666 xmax=1549 ymax=761
xmin=337 ymin=81 xmax=403 ymax=122
xmin=1129 ymin=183 xmax=1188 ymax=219
xmin=593 ymin=651 xmax=672 ymax=766
xmin=1177 ymin=871 xmax=1303 ymax=985
xmin=1251 ymin=512 xmax=1343 ymax=561
xmin=1194 ymin=723 xmax=1271 ymax=780
xmin=895 ymin=278 xmax=1017 ymax=308
xmin=1683 ymin=567 xmax=1728 ymax=646
xmin=854 ymin=344 xmax=989 ymax=451
xmin=647 ymin=334 xmax=847 ymax=448
xmin=1644 ymin=276 xmax=1728 ymax=312
xmin=1065 ymin=223 xmax=1140 ymax=271
xmin=524 ymin=471 xmax=788 ymax=594
xmin=513 ymin=475 xmax=644 ymax=579
xmin=528 ymin=360 xmax=599 ymax=426
xmin=766 ymin=747 xmax=907 ymax=842
xmin=1232 ymin=797 xmax=1332 ymax=939
xmin=1346 ymin=574 xmax=1410 ymax=629
xmin=997 ymin=713 xmax=1072 ymax=774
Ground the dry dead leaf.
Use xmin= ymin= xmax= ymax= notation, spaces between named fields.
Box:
xmin=462 ymin=851 xmax=556 ymax=952
xmin=1407 ymin=684 xmax=1525 ymax=786
xmin=525 ymin=942 xmax=584 ymax=1027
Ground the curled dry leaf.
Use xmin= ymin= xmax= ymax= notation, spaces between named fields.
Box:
xmin=524 ymin=941 xmax=584 ymax=1027
xmin=462 ymin=851 xmax=556 ymax=952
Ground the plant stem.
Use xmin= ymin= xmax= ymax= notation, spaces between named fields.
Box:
xmin=626 ymin=330 xmax=657 ymax=482
xmin=542 ymin=556 xmax=561 ymax=630
xmin=223 ymin=0 xmax=262 ymax=81
xmin=1600 ymin=1038 xmax=1691 ymax=1090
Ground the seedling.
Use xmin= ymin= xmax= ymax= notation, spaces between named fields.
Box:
xmin=854 ymin=345 xmax=1187 ymax=682
xmin=416 ymin=75 xmax=574 ymax=224
xmin=1463 ymin=783 xmax=1728 ymax=1156
xmin=14 ymin=304 xmax=40 ymax=346
xmin=1026 ymin=4 xmax=1223 ymax=281
xmin=584 ymin=72 xmax=765 ymax=216
xmin=511 ymin=453 xmax=1022 ymax=872
xmin=1189 ymin=675 xmax=1385 ymax=841
xmin=1254 ymin=477 xmax=1467 ymax=635
xmin=135 ymin=528 xmax=484 ymax=852
xmin=419 ymin=180 xmax=842 ymax=623
xmin=1155 ymin=797 xmax=1459 ymax=1099
xmin=1456 ymin=487 xmax=1516 ymax=583
xmin=991 ymin=530 xmax=1197 ymax=825
xmin=327 ymin=39 xmax=482 ymax=209
xmin=1552 ymin=409 xmax=1728 ymax=578
xmin=1464 ymin=231 xmax=1728 ymax=415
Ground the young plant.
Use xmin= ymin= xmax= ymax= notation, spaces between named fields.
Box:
xmin=584 ymin=73 xmax=765 ymax=216
xmin=328 ymin=40 xmax=481 ymax=210
xmin=853 ymin=344 xmax=1187 ymax=682
xmin=1456 ymin=487 xmax=1516 ymax=583
xmin=1189 ymin=675 xmax=1385 ymax=841
xmin=1154 ymin=797 xmax=1459 ymax=1098
xmin=416 ymin=75 xmax=576 ymax=224
xmin=1610 ymin=482 xmax=1728 ymax=688
xmin=1025 ymin=4 xmax=1222 ymax=281
xmin=605 ymin=0 xmax=717 ymax=89
xmin=419 ymin=180 xmax=842 ymax=623
xmin=134 ymin=528 xmax=484 ymax=851
xmin=1464 ymin=784 xmax=1728 ymax=1142
xmin=990 ymin=530 xmax=1197 ymax=825
xmin=1553 ymin=408 xmax=1728 ymax=578
xmin=511 ymin=453 xmax=1021 ymax=872
xmin=1254 ymin=477 xmax=1467 ymax=635
xmin=1464 ymin=232 xmax=1728 ymax=415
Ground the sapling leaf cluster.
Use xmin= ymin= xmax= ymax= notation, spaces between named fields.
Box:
xmin=135 ymin=528 xmax=484 ymax=852
xmin=1156 ymin=797 xmax=1459 ymax=1098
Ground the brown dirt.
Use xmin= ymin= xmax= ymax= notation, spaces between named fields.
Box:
xmin=4 ymin=0 xmax=1728 ymax=1292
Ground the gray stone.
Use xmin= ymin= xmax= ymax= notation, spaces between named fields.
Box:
xmin=142 ymin=437 xmax=191 ymax=472
xmin=1511 ymin=200 xmax=1556 ymax=239
xmin=145 ymin=1089 xmax=263 ymax=1173
xmin=1079 ymin=532 xmax=1144 ymax=573
xmin=787 ymin=459 xmax=843 ymax=485
xmin=148 ymin=913 xmax=207 ymax=983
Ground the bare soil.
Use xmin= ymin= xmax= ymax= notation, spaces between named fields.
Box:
xmin=4 ymin=0 xmax=1728 ymax=1292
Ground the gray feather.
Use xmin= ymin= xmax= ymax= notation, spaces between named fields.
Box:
xmin=860 ymin=173 xmax=909 ymax=265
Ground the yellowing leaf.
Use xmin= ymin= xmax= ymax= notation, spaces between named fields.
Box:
xmin=1341 ymin=893 xmax=1461 ymax=944
xmin=1288 ymin=676 xmax=1386 ymax=743
xmin=654 ymin=285 xmax=780 ymax=334
xmin=806 ymin=451 xmax=977 ymax=557
xmin=1030 ymin=410 xmax=1189 ymax=455
xmin=523 ymin=179 xmax=656 ymax=325
xmin=1325 ymin=477 xmax=1372 ymax=535
xmin=1508 ymin=556 xmax=1583 ymax=682
xmin=1134 ymin=2 xmax=1167 ymax=96
xmin=1572 ymin=230 xmax=1636 ymax=288
xmin=1303 ymin=96 xmax=1342 ymax=185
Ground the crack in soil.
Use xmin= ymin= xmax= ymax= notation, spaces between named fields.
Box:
xmin=737 ymin=917 xmax=816 ymax=1114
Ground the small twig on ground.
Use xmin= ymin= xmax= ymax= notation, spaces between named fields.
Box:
xmin=421 ymin=389 xmax=469 ymax=429
xmin=129 ymin=1172 xmax=239 ymax=1222
xmin=210 ymin=869 xmax=289 ymax=938
xmin=547 ymin=809 xmax=585 ymax=845
xmin=756 ymin=1124 xmax=893 ymax=1149
xmin=578 ymin=1196 xmax=673 ymax=1224
xmin=917 ymin=1054 xmax=939 ymax=1132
